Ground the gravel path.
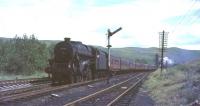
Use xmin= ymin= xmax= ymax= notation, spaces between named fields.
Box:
xmin=130 ymin=87 xmax=155 ymax=106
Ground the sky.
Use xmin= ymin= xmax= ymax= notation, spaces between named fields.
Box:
xmin=0 ymin=0 xmax=200 ymax=50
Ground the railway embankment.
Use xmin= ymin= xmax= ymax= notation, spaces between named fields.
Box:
xmin=143 ymin=61 xmax=200 ymax=105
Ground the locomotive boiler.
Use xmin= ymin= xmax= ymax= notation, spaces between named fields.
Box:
xmin=46 ymin=38 xmax=156 ymax=84
xmin=46 ymin=38 xmax=107 ymax=84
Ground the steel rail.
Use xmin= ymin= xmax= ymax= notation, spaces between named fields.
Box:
xmin=0 ymin=82 xmax=51 ymax=97
xmin=107 ymin=73 xmax=148 ymax=106
xmin=0 ymin=77 xmax=49 ymax=86
xmin=64 ymin=73 xmax=143 ymax=106
xmin=0 ymin=78 xmax=105 ymax=102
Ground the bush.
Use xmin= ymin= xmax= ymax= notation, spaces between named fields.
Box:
xmin=0 ymin=34 xmax=50 ymax=75
xmin=144 ymin=62 xmax=200 ymax=105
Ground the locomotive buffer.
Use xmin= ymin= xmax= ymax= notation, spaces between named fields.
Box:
xmin=107 ymin=27 xmax=122 ymax=84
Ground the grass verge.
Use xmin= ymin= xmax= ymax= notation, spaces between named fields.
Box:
xmin=144 ymin=63 xmax=200 ymax=105
xmin=0 ymin=71 xmax=48 ymax=80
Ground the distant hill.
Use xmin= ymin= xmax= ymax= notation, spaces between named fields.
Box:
xmin=96 ymin=46 xmax=200 ymax=65
xmin=1 ymin=37 xmax=200 ymax=65
xmin=166 ymin=47 xmax=200 ymax=64
xmin=95 ymin=46 xmax=157 ymax=64
xmin=40 ymin=40 xmax=60 ymax=46
xmin=0 ymin=37 xmax=11 ymax=42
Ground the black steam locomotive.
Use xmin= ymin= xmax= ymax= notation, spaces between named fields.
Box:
xmin=45 ymin=38 xmax=156 ymax=84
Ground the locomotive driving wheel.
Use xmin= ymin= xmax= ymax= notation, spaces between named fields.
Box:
xmin=85 ymin=64 xmax=92 ymax=81
xmin=72 ymin=55 xmax=82 ymax=83
xmin=79 ymin=60 xmax=92 ymax=81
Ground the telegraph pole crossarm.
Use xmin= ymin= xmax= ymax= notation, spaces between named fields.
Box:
xmin=159 ymin=30 xmax=168 ymax=75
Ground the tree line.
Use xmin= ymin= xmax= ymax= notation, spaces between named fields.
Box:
xmin=0 ymin=34 xmax=55 ymax=75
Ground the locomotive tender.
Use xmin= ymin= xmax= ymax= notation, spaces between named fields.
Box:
xmin=45 ymin=38 xmax=156 ymax=84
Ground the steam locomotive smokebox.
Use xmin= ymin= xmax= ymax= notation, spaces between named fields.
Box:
xmin=54 ymin=41 xmax=73 ymax=62
xmin=64 ymin=38 xmax=71 ymax=42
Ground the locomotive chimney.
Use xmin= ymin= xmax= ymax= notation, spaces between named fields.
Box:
xmin=64 ymin=38 xmax=70 ymax=42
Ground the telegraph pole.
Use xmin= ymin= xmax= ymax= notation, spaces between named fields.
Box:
xmin=159 ymin=30 xmax=168 ymax=75
xmin=107 ymin=27 xmax=122 ymax=83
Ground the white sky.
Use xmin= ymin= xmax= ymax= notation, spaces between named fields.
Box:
xmin=0 ymin=0 xmax=200 ymax=50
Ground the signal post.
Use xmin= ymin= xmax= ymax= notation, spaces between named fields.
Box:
xmin=107 ymin=27 xmax=122 ymax=83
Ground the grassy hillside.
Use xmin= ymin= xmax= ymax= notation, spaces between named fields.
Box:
xmin=95 ymin=46 xmax=200 ymax=65
xmin=0 ymin=37 xmax=11 ymax=42
xmin=95 ymin=46 xmax=157 ymax=64
xmin=166 ymin=47 xmax=200 ymax=64
xmin=144 ymin=60 xmax=200 ymax=105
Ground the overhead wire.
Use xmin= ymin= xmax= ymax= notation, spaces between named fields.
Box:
xmin=186 ymin=7 xmax=200 ymax=25
xmin=170 ymin=0 xmax=197 ymax=35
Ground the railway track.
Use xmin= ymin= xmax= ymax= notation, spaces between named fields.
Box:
xmin=0 ymin=72 xmax=149 ymax=106
xmin=64 ymin=73 xmax=147 ymax=106
xmin=0 ymin=78 xmax=50 ymax=97
xmin=0 ymin=77 xmax=49 ymax=86
xmin=0 ymin=78 xmax=105 ymax=103
xmin=108 ymin=74 xmax=147 ymax=106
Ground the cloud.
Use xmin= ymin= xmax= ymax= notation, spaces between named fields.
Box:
xmin=0 ymin=0 xmax=72 ymax=38
xmin=0 ymin=0 xmax=200 ymax=50
xmin=174 ymin=34 xmax=200 ymax=45
xmin=164 ymin=8 xmax=200 ymax=26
